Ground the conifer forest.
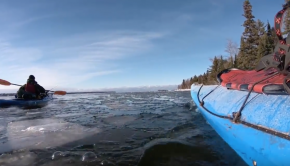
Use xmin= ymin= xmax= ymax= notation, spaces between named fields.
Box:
xmin=178 ymin=0 xmax=290 ymax=89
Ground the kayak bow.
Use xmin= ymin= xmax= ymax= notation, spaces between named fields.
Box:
xmin=191 ymin=84 xmax=290 ymax=166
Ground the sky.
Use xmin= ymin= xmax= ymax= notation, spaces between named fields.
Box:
xmin=0 ymin=0 xmax=285 ymax=91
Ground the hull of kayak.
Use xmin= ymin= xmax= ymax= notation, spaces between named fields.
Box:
xmin=191 ymin=84 xmax=290 ymax=166
xmin=0 ymin=94 xmax=53 ymax=109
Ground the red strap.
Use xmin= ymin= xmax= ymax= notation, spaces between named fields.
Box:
xmin=273 ymin=3 xmax=290 ymax=63
xmin=274 ymin=8 xmax=286 ymax=44
xmin=274 ymin=2 xmax=290 ymax=45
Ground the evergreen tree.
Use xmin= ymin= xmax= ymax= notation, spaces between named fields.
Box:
xmin=203 ymin=73 xmax=208 ymax=85
xmin=240 ymin=0 xmax=259 ymax=69
xmin=255 ymin=19 xmax=267 ymax=65
xmin=185 ymin=79 xmax=191 ymax=88
xmin=257 ymin=33 xmax=267 ymax=61
xmin=234 ymin=54 xmax=237 ymax=68
xmin=257 ymin=19 xmax=265 ymax=34
xmin=272 ymin=27 xmax=279 ymax=45
xmin=190 ymin=77 xmax=194 ymax=86
xmin=237 ymin=36 xmax=246 ymax=69
xmin=197 ymin=75 xmax=202 ymax=84
xmin=177 ymin=0 xmax=281 ymax=88
xmin=227 ymin=55 xmax=234 ymax=68
xmin=265 ymin=22 xmax=275 ymax=53
xmin=193 ymin=75 xmax=198 ymax=83
xmin=218 ymin=55 xmax=225 ymax=72
xmin=181 ymin=79 xmax=186 ymax=89
xmin=209 ymin=56 xmax=219 ymax=83
xmin=255 ymin=19 xmax=265 ymax=42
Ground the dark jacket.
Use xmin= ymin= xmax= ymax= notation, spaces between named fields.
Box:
xmin=19 ymin=81 xmax=45 ymax=95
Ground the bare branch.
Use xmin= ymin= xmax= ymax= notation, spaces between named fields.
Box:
xmin=225 ymin=39 xmax=239 ymax=58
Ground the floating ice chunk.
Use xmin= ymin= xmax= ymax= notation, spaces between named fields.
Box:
xmin=82 ymin=152 xmax=97 ymax=162
xmin=52 ymin=151 xmax=65 ymax=160
xmin=1 ymin=118 xmax=101 ymax=154
xmin=0 ymin=151 xmax=37 ymax=166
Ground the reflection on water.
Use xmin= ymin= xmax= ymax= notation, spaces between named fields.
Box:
xmin=0 ymin=92 xmax=246 ymax=166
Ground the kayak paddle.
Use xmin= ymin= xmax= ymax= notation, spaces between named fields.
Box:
xmin=51 ymin=91 xmax=67 ymax=95
xmin=0 ymin=79 xmax=67 ymax=95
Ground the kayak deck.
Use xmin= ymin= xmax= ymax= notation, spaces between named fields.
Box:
xmin=191 ymin=84 xmax=290 ymax=166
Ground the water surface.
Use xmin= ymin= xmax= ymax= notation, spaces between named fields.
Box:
xmin=0 ymin=91 xmax=246 ymax=166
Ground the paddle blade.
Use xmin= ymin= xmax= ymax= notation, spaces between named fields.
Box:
xmin=53 ymin=91 xmax=67 ymax=95
xmin=0 ymin=79 xmax=11 ymax=86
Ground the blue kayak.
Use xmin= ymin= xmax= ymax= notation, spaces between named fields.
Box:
xmin=191 ymin=84 xmax=290 ymax=166
xmin=0 ymin=94 xmax=53 ymax=109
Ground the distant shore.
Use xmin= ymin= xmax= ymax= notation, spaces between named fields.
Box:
xmin=0 ymin=91 xmax=117 ymax=96
xmin=175 ymin=89 xmax=191 ymax=91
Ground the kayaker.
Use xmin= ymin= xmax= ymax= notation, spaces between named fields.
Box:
xmin=16 ymin=75 xmax=46 ymax=99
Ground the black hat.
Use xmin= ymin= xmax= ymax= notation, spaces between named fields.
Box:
xmin=28 ymin=75 xmax=35 ymax=80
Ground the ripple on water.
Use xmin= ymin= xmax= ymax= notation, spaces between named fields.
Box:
xmin=138 ymin=139 xmax=221 ymax=166
xmin=0 ymin=91 xmax=246 ymax=166
xmin=102 ymin=116 xmax=137 ymax=127
xmin=55 ymin=113 xmax=86 ymax=118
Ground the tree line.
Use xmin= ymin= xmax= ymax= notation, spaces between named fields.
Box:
xmin=178 ymin=0 xmax=290 ymax=89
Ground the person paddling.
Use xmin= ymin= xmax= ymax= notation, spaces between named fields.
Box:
xmin=17 ymin=75 xmax=46 ymax=99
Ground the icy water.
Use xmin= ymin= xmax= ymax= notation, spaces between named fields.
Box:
xmin=0 ymin=91 xmax=247 ymax=166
